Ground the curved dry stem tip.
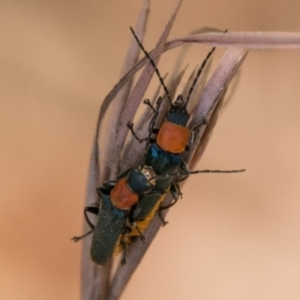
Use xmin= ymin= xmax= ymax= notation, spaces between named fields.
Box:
xmin=170 ymin=31 xmax=300 ymax=49
xmin=105 ymin=0 xmax=150 ymax=171
xmin=187 ymin=48 xmax=248 ymax=166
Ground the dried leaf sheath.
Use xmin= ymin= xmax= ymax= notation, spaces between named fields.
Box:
xmin=187 ymin=48 xmax=248 ymax=167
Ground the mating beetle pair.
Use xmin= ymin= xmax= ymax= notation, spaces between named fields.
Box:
xmin=127 ymin=28 xmax=244 ymax=235
xmin=73 ymin=28 xmax=245 ymax=266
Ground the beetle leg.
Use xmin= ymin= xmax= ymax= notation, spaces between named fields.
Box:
xmin=96 ymin=186 xmax=111 ymax=197
xmin=143 ymin=98 xmax=157 ymax=113
xmin=101 ymin=180 xmax=117 ymax=192
xmin=174 ymin=161 xmax=190 ymax=183
xmin=186 ymin=119 xmax=207 ymax=151
xmin=71 ymin=229 xmax=94 ymax=242
xmin=158 ymin=184 xmax=181 ymax=225
xmin=72 ymin=206 xmax=99 ymax=242
xmin=158 ymin=209 xmax=168 ymax=226
xmin=159 ymin=184 xmax=181 ymax=211
xmin=130 ymin=222 xmax=146 ymax=242
xmin=120 ymin=227 xmax=131 ymax=266
xmin=127 ymin=122 xmax=148 ymax=143
xmin=120 ymin=240 xmax=127 ymax=266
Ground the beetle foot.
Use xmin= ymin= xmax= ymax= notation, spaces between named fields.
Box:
xmin=71 ymin=229 xmax=94 ymax=242
xmin=158 ymin=210 xmax=169 ymax=226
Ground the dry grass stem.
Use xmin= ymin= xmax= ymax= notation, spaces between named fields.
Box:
xmin=79 ymin=1 xmax=299 ymax=299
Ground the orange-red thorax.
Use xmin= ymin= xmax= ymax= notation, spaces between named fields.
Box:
xmin=157 ymin=121 xmax=190 ymax=154
xmin=110 ymin=178 xmax=138 ymax=210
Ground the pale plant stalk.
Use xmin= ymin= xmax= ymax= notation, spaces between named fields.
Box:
xmin=79 ymin=1 xmax=300 ymax=299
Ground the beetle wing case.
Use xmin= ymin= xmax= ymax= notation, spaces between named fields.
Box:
xmin=90 ymin=195 xmax=126 ymax=265
xmin=132 ymin=192 xmax=163 ymax=221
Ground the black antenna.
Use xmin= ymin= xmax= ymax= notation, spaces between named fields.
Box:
xmin=130 ymin=27 xmax=173 ymax=107
xmin=185 ymin=46 xmax=216 ymax=107
xmin=150 ymin=168 xmax=246 ymax=180
xmin=185 ymin=29 xmax=228 ymax=108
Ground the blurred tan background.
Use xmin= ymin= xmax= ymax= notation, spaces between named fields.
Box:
xmin=1 ymin=0 xmax=300 ymax=299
